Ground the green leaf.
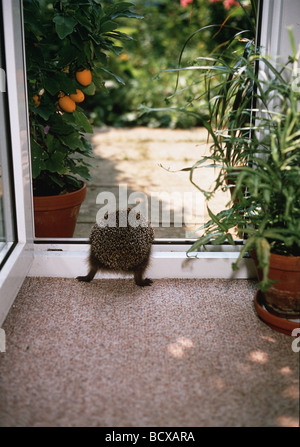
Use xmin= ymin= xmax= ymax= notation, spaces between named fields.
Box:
xmin=81 ymin=138 xmax=93 ymax=156
xmin=104 ymin=2 xmax=134 ymax=16
xmin=100 ymin=67 xmax=125 ymax=85
xmin=74 ymin=12 xmax=93 ymax=32
xmin=101 ymin=20 xmax=119 ymax=33
xmin=63 ymin=174 xmax=84 ymax=190
xmin=186 ymin=233 xmax=215 ymax=255
xmin=57 ymin=45 xmax=79 ymax=69
xmin=57 ymin=75 xmax=78 ymax=95
xmin=45 ymin=151 xmax=66 ymax=174
xmin=34 ymin=104 xmax=55 ymax=120
xmin=105 ymin=31 xmax=133 ymax=42
xmin=70 ymin=164 xmax=91 ymax=180
xmin=93 ymin=49 xmax=108 ymax=65
xmin=207 ymin=207 xmax=228 ymax=232
xmin=53 ymin=15 xmax=78 ymax=39
xmin=50 ymin=114 xmax=75 ymax=135
xmin=48 ymin=173 xmax=66 ymax=188
xmin=43 ymin=76 xmax=60 ymax=96
xmin=92 ymin=73 xmax=105 ymax=90
xmin=43 ymin=73 xmax=77 ymax=95
xmin=59 ymin=133 xmax=85 ymax=151
xmin=111 ymin=10 xmax=143 ymax=20
xmin=44 ymin=134 xmax=56 ymax=153
xmin=73 ymin=110 xmax=93 ymax=133
xmin=30 ymin=139 xmax=47 ymax=179
xmin=112 ymin=46 xmax=124 ymax=56
xmin=80 ymin=82 xmax=96 ymax=96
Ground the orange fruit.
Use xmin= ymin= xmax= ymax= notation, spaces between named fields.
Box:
xmin=58 ymin=95 xmax=76 ymax=113
xmin=33 ymin=94 xmax=40 ymax=107
xmin=75 ymin=69 xmax=92 ymax=86
xmin=69 ymin=89 xmax=85 ymax=103
xmin=120 ymin=53 xmax=129 ymax=61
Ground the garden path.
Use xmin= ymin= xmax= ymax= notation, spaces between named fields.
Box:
xmin=74 ymin=126 xmax=231 ymax=239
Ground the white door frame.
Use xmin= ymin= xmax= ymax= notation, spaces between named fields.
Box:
xmin=0 ymin=0 xmax=34 ymax=326
xmin=259 ymin=0 xmax=300 ymax=60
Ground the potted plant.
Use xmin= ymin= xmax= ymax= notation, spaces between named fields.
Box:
xmin=186 ymin=29 xmax=300 ymax=334
xmin=197 ymin=35 xmax=257 ymax=201
xmin=141 ymin=2 xmax=298 ymax=333
xmin=24 ymin=0 xmax=142 ymax=237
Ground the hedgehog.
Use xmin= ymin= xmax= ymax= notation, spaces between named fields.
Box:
xmin=77 ymin=207 xmax=155 ymax=286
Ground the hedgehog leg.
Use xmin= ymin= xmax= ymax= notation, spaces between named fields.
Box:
xmin=134 ymin=261 xmax=153 ymax=287
xmin=76 ymin=252 xmax=98 ymax=282
xmin=76 ymin=267 xmax=97 ymax=282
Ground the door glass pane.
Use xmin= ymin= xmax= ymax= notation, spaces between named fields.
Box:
xmin=73 ymin=0 xmax=255 ymax=240
xmin=23 ymin=1 xmax=254 ymax=241
xmin=0 ymin=5 xmax=16 ymax=266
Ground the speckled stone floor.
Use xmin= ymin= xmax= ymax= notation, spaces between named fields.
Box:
xmin=0 ymin=277 xmax=299 ymax=427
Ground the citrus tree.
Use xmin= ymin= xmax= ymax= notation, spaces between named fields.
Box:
xmin=24 ymin=0 xmax=142 ymax=196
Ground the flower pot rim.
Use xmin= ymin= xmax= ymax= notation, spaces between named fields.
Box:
xmin=33 ymin=183 xmax=87 ymax=211
xmin=33 ymin=182 xmax=86 ymax=200
xmin=251 ymin=250 xmax=300 ymax=271
xmin=254 ymin=290 xmax=300 ymax=335
xmin=269 ymin=252 xmax=300 ymax=260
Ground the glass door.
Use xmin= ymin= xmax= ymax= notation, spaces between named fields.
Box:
xmin=0 ymin=0 xmax=34 ymax=326
xmin=0 ymin=23 xmax=16 ymax=267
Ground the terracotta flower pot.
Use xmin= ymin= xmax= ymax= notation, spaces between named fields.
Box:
xmin=33 ymin=183 xmax=87 ymax=238
xmin=251 ymin=251 xmax=300 ymax=319
xmin=254 ymin=291 xmax=299 ymax=336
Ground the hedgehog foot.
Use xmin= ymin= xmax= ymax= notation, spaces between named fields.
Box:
xmin=76 ymin=275 xmax=92 ymax=282
xmin=135 ymin=278 xmax=153 ymax=287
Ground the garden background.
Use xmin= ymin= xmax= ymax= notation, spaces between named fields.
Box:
xmin=85 ymin=0 xmax=254 ymax=129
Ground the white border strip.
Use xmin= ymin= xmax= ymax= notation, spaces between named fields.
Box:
xmin=28 ymin=244 xmax=257 ymax=279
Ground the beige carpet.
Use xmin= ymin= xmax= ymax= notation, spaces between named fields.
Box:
xmin=0 ymin=277 xmax=299 ymax=427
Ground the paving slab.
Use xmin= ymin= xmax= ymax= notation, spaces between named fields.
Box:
xmin=74 ymin=126 xmax=231 ymax=239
